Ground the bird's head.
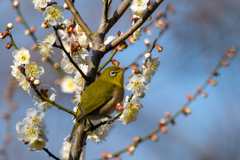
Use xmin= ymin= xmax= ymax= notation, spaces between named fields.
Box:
xmin=98 ymin=66 xmax=128 ymax=87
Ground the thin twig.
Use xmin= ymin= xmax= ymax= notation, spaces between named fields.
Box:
xmin=97 ymin=50 xmax=117 ymax=73
xmin=103 ymin=0 xmax=109 ymax=21
xmin=53 ymin=26 xmax=89 ymax=81
xmin=43 ymin=147 xmax=60 ymax=160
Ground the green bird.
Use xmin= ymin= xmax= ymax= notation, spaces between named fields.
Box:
xmin=70 ymin=66 xmax=128 ymax=140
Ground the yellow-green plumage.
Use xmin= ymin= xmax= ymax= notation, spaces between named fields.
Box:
xmin=70 ymin=66 xmax=127 ymax=140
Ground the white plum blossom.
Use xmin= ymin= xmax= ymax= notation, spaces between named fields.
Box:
xmin=119 ymin=96 xmax=143 ymax=125
xmin=86 ymin=118 xmax=111 ymax=143
xmin=104 ymin=35 xmax=118 ymax=45
xmin=29 ymin=138 xmax=46 ymax=152
xmin=12 ymin=47 xmax=30 ymax=66
xmin=11 ymin=65 xmax=23 ymax=80
xmin=60 ymin=147 xmax=69 ymax=160
xmin=63 ymin=135 xmax=71 ymax=152
xmin=73 ymin=64 xmax=88 ymax=91
xmin=43 ymin=4 xmax=64 ymax=26
xmin=130 ymin=0 xmax=149 ymax=18
xmin=32 ymin=0 xmax=51 ymax=10
xmin=16 ymin=121 xmax=41 ymax=143
xmin=60 ymin=52 xmax=83 ymax=74
xmin=32 ymin=85 xmax=57 ymax=111
xmin=18 ymin=76 xmax=31 ymax=93
xmin=59 ymin=19 xmax=72 ymax=40
xmin=72 ymin=105 xmax=78 ymax=123
xmin=75 ymin=24 xmax=84 ymax=35
xmin=16 ymin=109 xmax=48 ymax=152
xmin=133 ymin=27 xmax=142 ymax=40
xmin=143 ymin=55 xmax=160 ymax=83
xmin=72 ymin=89 xmax=82 ymax=104
xmin=60 ymin=76 xmax=77 ymax=93
xmin=38 ymin=40 xmax=54 ymax=57
xmin=77 ymin=32 xmax=89 ymax=47
xmin=25 ymin=62 xmax=44 ymax=78
xmin=124 ymin=73 xmax=149 ymax=96
xmin=43 ymin=32 xmax=56 ymax=45
xmin=22 ymin=108 xmax=46 ymax=127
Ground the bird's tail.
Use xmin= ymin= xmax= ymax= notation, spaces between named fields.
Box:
xmin=69 ymin=117 xmax=86 ymax=141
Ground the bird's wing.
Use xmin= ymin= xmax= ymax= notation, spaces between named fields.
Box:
xmin=76 ymin=80 xmax=115 ymax=121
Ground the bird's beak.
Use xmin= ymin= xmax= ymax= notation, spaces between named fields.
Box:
xmin=120 ymin=67 xmax=129 ymax=72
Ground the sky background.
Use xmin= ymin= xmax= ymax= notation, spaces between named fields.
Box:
xmin=0 ymin=0 xmax=240 ymax=160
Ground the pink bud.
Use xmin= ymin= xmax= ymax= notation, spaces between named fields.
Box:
xmin=127 ymin=145 xmax=135 ymax=155
xmin=41 ymin=21 xmax=51 ymax=29
xmin=132 ymin=69 xmax=141 ymax=74
xmin=156 ymin=11 xmax=163 ymax=19
xmin=116 ymin=103 xmax=123 ymax=111
xmin=186 ymin=93 xmax=195 ymax=101
xmin=5 ymin=41 xmax=12 ymax=49
xmin=133 ymin=135 xmax=141 ymax=143
xmin=182 ymin=107 xmax=191 ymax=115
xmin=15 ymin=16 xmax=22 ymax=23
xmin=31 ymin=44 xmax=38 ymax=51
xmin=102 ymin=151 xmax=112 ymax=159
xmin=30 ymin=26 xmax=36 ymax=34
xmin=155 ymin=44 xmax=163 ymax=52
xmin=150 ymin=134 xmax=158 ymax=142
xmin=208 ymin=79 xmax=217 ymax=85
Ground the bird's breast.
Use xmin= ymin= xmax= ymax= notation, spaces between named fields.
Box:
xmin=87 ymin=87 xmax=124 ymax=120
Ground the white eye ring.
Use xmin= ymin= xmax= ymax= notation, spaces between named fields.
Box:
xmin=110 ymin=71 xmax=117 ymax=77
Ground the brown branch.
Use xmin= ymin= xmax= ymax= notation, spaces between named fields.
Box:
xmin=64 ymin=0 xmax=94 ymax=41
xmin=43 ymin=147 xmax=60 ymax=160
xmin=101 ymin=0 xmax=165 ymax=53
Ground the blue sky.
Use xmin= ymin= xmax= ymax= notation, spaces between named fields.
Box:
xmin=0 ymin=0 xmax=240 ymax=160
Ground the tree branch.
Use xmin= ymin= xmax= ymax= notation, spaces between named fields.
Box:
xmin=53 ymin=26 xmax=89 ymax=82
xmin=43 ymin=147 xmax=60 ymax=160
xmin=101 ymin=0 xmax=165 ymax=53
xmin=64 ymin=0 xmax=94 ymax=41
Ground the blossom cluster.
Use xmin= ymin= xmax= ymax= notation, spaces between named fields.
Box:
xmin=120 ymin=51 xmax=160 ymax=125
xmin=16 ymin=108 xmax=48 ymax=151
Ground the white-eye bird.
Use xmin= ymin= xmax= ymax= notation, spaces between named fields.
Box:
xmin=70 ymin=66 xmax=128 ymax=140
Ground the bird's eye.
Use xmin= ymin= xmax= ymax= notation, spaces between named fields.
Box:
xmin=110 ymin=71 xmax=117 ymax=77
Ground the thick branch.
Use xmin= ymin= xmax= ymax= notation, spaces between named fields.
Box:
xmin=101 ymin=0 xmax=165 ymax=53
xmin=64 ymin=0 xmax=94 ymax=41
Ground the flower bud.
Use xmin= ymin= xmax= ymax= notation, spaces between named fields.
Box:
xmin=144 ymin=38 xmax=150 ymax=47
xmin=15 ymin=16 xmax=23 ymax=23
xmin=4 ymin=134 xmax=12 ymax=144
xmin=24 ymin=29 xmax=31 ymax=35
xmin=116 ymin=103 xmax=123 ymax=111
xmin=127 ymin=145 xmax=135 ymax=155
xmin=144 ymin=27 xmax=152 ymax=35
xmin=155 ymin=44 xmax=163 ymax=52
xmin=131 ymin=63 xmax=138 ymax=70
xmin=153 ymin=20 xmax=160 ymax=28
xmin=208 ymin=79 xmax=217 ymax=85
xmin=220 ymin=61 xmax=229 ymax=66
xmin=160 ymin=126 xmax=167 ymax=133
xmin=30 ymin=26 xmax=36 ymax=34
xmin=0 ymin=32 xmax=9 ymax=39
xmin=121 ymin=42 xmax=128 ymax=49
xmin=41 ymin=21 xmax=51 ymax=29
xmin=144 ymin=52 xmax=151 ymax=59
xmin=7 ymin=23 xmax=14 ymax=29
xmin=26 ymin=77 xmax=31 ymax=82
xmin=117 ymin=31 xmax=121 ymax=37
xmin=5 ymin=41 xmax=13 ymax=49
xmin=158 ymin=19 xmax=167 ymax=28
xmin=147 ymin=2 xmax=153 ymax=10
xmin=10 ymin=103 xmax=18 ymax=111
xmin=54 ymin=63 xmax=60 ymax=68
xmin=167 ymin=5 xmax=175 ymax=13
xmin=63 ymin=3 xmax=69 ymax=9
xmin=132 ymin=69 xmax=141 ymax=74
xmin=23 ymin=140 xmax=29 ymax=145
xmin=142 ymin=62 xmax=147 ymax=69
xmin=31 ymin=44 xmax=38 ymax=51
xmin=115 ymin=46 xmax=123 ymax=51
xmin=228 ymin=46 xmax=237 ymax=53
xmin=41 ymin=56 xmax=48 ymax=62
xmin=150 ymin=134 xmax=158 ymax=142
xmin=34 ymin=79 xmax=41 ymax=86
xmin=225 ymin=52 xmax=235 ymax=58
xmin=13 ymin=0 xmax=19 ymax=7
xmin=133 ymin=135 xmax=141 ymax=143
xmin=138 ymin=92 xmax=145 ymax=98
xmin=165 ymin=112 xmax=175 ymax=125
xmin=102 ymin=151 xmax=112 ymax=159
xmin=30 ymin=77 xmax=35 ymax=82
xmin=186 ymin=93 xmax=195 ymax=101
xmin=201 ymin=91 xmax=207 ymax=98
xmin=182 ymin=107 xmax=191 ymax=115
xmin=156 ymin=11 xmax=163 ymax=19
xmin=115 ymin=156 xmax=121 ymax=160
